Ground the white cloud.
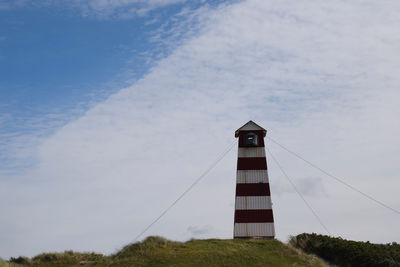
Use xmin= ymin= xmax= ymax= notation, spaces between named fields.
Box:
xmin=0 ymin=0 xmax=186 ymax=18
xmin=187 ymin=225 xmax=213 ymax=236
xmin=69 ymin=0 xmax=187 ymax=19
xmin=1 ymin=0 xmax=400 ymax=259
xmin=0 ymin=0 xmax=27 ymax=10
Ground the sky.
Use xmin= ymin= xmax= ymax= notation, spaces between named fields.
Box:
xmin=1 ymin=0 xmax=400 ymax=259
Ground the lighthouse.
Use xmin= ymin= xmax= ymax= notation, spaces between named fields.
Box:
xmin=233 ymin=121 xmax=275 ymax=239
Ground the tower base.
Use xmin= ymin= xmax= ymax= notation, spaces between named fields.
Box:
xmin=234 ymin=236 xmax=275 ymax=240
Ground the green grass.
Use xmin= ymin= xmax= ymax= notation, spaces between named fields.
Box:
xmin=0 ymin=257 xmax=25 ymax=267
xmin=1 ymin=236 xmax=328 ymax=267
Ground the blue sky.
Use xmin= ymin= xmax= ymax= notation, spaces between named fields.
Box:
xmin=1 ymin=0 xmax=400 ymax=259
xmin=0 ymin=0 xmax=211 ymax=121
xmin=0 ymin=0 xmax=226 ymax=171
xmin=1 ymin=8 xmax=137 ymax=129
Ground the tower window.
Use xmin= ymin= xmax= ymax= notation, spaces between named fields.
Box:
xmin=244 ymin=132 xmax=258 ymax=147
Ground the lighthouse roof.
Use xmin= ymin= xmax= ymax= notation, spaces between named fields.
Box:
xmin=235 ymin=120 xmax=267 ymax=137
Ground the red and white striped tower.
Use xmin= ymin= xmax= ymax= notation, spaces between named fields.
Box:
xmin=233 ymin=121 xmax=275 ymax=239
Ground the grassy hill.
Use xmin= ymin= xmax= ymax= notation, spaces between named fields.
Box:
xmin=1 ymin=236 xmax=328 ymax=267
xmin=290 ymin=233 xmax=400 ymax=267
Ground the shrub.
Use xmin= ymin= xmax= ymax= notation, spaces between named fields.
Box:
xmin=9 ymin=256 xmax=32 ymax=265
xmin=290 ymin=233 xmax=400 ymax=267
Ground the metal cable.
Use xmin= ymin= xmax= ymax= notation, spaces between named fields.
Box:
xmin=266 ymin=147 xmax=331 ymax=235
xmin=266 ymin=136 xmax=400 ymax=215
xmin=133 ymin=140 xmax=237 ymax=242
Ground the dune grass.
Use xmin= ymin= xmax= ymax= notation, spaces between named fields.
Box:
xmin=0 ymin=257 xmax=24 ymax=267
xmin=2 ymin=236 xmax=328 ymax=266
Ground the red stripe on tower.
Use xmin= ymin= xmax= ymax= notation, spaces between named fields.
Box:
xmin=235 ymin=183 xmax=271 ymax=196
xmin=234 ymin=210 xmax=274 ymax=223
xmin=237 ymin=157 xmax=267 ymax=170
xmin=233 ymin=121 xmax=275 ymax=239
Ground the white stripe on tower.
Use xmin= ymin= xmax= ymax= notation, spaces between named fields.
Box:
xmin=238 ymin=147 xmax=266 ymax=157
xmin=233 ymin=121 xmax=275 ymax=239
xmin=235 ymin=196 xmax=272 ymax=210
xmin=236 ymin=170 xmax=269 ymax=184
xmin=234 ymin=223 xmax=275 ymax=237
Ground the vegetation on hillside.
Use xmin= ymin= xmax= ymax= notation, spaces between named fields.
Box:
xmin=290 ymin=233 xmax=400 ymax=267
xmin=1 ymin=236 xmax=327 ymax=267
